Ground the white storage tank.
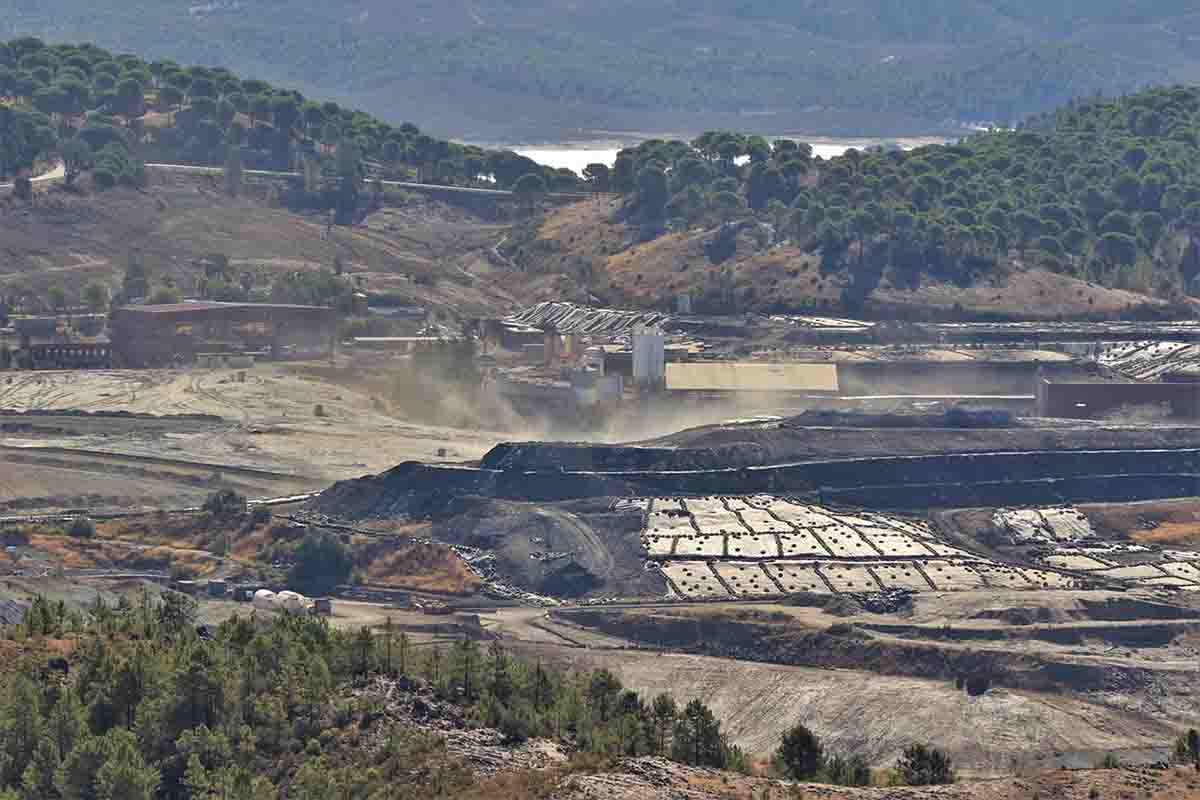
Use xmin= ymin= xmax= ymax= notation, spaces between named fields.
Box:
xmin=275 ymin=591 xmax=311 ymax=614
xmin=252 ymin=589 xmax=277 ymax=612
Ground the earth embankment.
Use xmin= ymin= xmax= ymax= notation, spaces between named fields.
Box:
xmin=316 ymin=446 xmax=1200 ymax=515
xmin=554 ymin=608 xmax=1168 ymax=695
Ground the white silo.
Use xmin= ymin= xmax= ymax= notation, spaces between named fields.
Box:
xmin=632 ymin=326 xmax=665 ymax=390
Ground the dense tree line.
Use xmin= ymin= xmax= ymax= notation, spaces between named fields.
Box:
xmin=0 ymin=37 xmax=575 ymax=195
xmin=0 ymin=1 xmax=1194 ymax=126
xmin=603 ymin=86 xmax=1200 ymax=309
xmin=0 ymin=595 xmax=752 ymax=799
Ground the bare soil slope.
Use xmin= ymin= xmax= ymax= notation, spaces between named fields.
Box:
xmin=1 ymin=176 xmax=517 ymax=317
xmin=524 ymin=199 xmax=1175 ymax=319
xmin=539 ymin=648 xmax=1175 ymax=777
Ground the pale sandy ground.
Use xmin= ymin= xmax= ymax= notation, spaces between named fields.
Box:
xmin=0 ymin=365 xmax=506 ymax=483
xmin=0 ymin=365 xmax=510 ymax=510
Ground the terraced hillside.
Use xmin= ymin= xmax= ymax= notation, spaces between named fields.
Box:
xmin=639 ymin=497 xmax=1073 ymax=601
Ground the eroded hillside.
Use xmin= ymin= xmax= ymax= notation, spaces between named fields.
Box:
xmin=0 ymin=173 xmax=521 ymax=318
xmin=518 ymin=198 xmax=1181 ymax=319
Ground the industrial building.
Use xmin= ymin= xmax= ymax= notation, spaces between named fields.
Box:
xmin=110 ymin=302 xmax=338 ymax=368
xmin=1036 ymin=374 xmax=1200 ymax=419
xmin=13 ymin=316 xmax=112 ymax=369
xmin=665 ymin=362 xmax=840 ymax=395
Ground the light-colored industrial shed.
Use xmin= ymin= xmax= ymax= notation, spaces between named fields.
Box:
xmin=665 ymin=362 xmax=839 ymax=393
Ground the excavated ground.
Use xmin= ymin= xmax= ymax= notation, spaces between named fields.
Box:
xmin=542 ymin=588 xmax=1200 ymax=773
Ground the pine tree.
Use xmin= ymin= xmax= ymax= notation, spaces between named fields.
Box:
xmin=651 ymin=694 xmax=677 ymax=754
xmin=896 ymin=743 xmax=955 ymax=786
xmin=354 ymin=627 xmax=373 ymax=677
xmin=56 ymin=735 xmax=106 ymax=800
xmin=94 ymin=729 xmax=159 ymax=800
xmin=48 ymin=692 xmax=85 ymax=759
xmin=488 ymin=641 xmax=513 ymax=706
xmin=671 ymin=699 xmax=726 ymax=768
xmin=453 ymin=639 xmax=480 ymax=702
xmin=398 ymin=632 xmax=410 ymax=678
xmin=382 ymin=617 xmax=394 ymax=676
xmin=223 ymin=142 xmax=243 ymax=197
xmin=776 ymin=722 xmax=824 ymax=780
xmin=0 ymin=675 xmax=42 ymax=786
xmin=20 ymin=734 xmax=60 ymax=800
xmin=181 ymin=755 xmax=211 ymax=800
xmin=301 ymin=654 xmax=331 ymax=730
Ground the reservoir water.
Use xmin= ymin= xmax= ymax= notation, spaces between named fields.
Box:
xmin=513 ymin=136 xmax=950 ymax=175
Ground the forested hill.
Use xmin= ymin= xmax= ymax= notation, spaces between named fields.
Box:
xmin=592 ymin=86 xmax=1200 ymax=313
xmin=0 ymin=37 xmax=572 ymax=189
xmin=1 ymin=0 xmax=1198 ymax=138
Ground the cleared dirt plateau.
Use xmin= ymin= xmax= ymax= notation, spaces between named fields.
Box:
xmin=541 ymin=591 xmax=1200 ymax=775
xmin=536 ymin=647 xmax=1176 ymax=777
xmin=0 ymin=366 xmax=509 ymax=512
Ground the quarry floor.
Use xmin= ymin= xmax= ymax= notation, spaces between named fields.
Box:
xmin=0 ymin=363 xmax=511 ymax=513
xmin=3 ymin=362 xmax=1200 ymax=783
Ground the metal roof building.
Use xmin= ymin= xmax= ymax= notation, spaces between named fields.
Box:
xmin=666 ymin=362 xmax=839 ymax=393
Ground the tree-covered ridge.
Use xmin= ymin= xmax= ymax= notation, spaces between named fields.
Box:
xmin=604 ymin=86 xmax=1200 ymax=309
xmin=1 ymin=0 xmax=1196 ymax=128
xmin=0 ymin=594 xmax=756 ymax=800
xmin=0 ymin=37 xmax=571 ymax=190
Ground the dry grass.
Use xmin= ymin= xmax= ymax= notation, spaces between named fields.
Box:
xmin=357 ymin=538 xmax=482 ymax=595
xmin=0 ymin=639 xmax=71 ymax=675
xmin=1082 ymin=499 xmax=1200 ymax=549
xmin=1131 ymin=522 xmax=1200 ymax=547
xmin=530 ymin=200 xmax=1180 ymax=318
xmin=80 ymin=511 xmax=480 ymax=594
xmin=23 ymin=533 xmax=220 ymax=575
xmin=454 ymin=754 xmax=615 ymax=800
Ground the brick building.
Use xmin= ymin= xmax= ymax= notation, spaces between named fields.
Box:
xmin=110 ymin=302 xmax=337 ymax=368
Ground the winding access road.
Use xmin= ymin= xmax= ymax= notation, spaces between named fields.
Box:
xmin=2 ymin=159 xmax=606 ymax=202
xmin=0 ymin=162 xmax=65 ymax=191
xmin=143 ymin=162 xmax=604 ymax=201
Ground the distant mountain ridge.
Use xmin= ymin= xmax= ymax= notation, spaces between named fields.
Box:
xmin=1 ymin=1 xmax=1198 ymax=138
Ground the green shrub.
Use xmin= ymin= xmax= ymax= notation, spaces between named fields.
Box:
xmin=1173 ymin=729 xmax=1199 ymax=765
xmin=776 ymin=722 xmax=824 ymax=779
xmin=92 ymin=168 xmax=116 ymax=189
xmin=202 ymin=489 xmax=247 ymax=516
xmin=895 ymin=743 xmax=955 ymax=785
xmin=288 ymin=529 xmax=354 ymax=596
xmin=67 ymin=517 xmax=96 ymax=539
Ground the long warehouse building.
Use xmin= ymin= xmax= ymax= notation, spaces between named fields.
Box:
xmin=111 ymin=302 xmax=337 ymax=367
